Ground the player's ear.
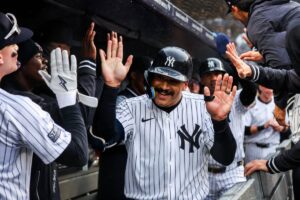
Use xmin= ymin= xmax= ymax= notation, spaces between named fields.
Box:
xmin=231 ymin=5 xmax=239 ymax=13
xmin=0 ymin=52 xmax=4 ymax=65
xmin=183 ymin=81 xmax=189 ymax=90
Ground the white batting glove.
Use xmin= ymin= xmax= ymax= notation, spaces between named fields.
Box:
xmin=39 ymin=48 xmax=77 ymax=108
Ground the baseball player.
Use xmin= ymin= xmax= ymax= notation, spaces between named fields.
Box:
xmin=1 ymin=36 xmax=97 ymax=199
xmin=93 ymin=32 xmax=237 ymax=199
xmin=0 ymin=12 xmax=88 ymax=199
xmin=198 ymin=57 xmax=257 ymax=200
xmin=244 ymin=85 xmax=289 ymax=163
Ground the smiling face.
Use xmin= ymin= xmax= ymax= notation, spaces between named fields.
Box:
xmin=258 ymin=85 xmax=273 ymax=103
xmin=0 ymin=44 xmax=19 ymax=79
xmin=151 ymin=74 xmax=187 ymax=107
xmin=21 ymin=52 xmax=47 ymax=84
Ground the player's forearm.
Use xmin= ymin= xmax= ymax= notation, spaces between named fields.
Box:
xmin=56 ymin=103 xmax=88 ymax=166
xmin=93 ymin=84 xmax=119 ymax=141
xmin=210 ymin=119 xmax=237 ymax=166
xmin=77 ymin=59 xmax=97 ymax=126
xmin=249 ymin=64 xmax=300 ymax=93
xmin=239 ymin=79 xmax=257 ymax=107
xmin=267 ymin=140 xmax=300 ymax=173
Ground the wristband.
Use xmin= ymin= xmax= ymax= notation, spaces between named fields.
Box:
xmin=257 ymin=125 xmax=265 ymax=131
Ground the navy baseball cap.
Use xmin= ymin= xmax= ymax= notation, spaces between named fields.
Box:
xmin=0 ymin=12 xmax=33 ymax=49
xmin=18 ymin=39 xmax=43 ymax=66
xmin=214 ymin=32 xmax=230 ymax=56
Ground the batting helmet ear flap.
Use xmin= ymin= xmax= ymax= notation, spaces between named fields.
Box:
xmin=144 ymin=70 xmax=155 ymax=99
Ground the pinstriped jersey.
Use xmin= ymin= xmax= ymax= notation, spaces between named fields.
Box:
xmin=207 ymin=90 xmax=249 ymax=192
xmin=209 ymin=90 xmax=248 ymax=165
xmin=244 ymin=97 xmax=280 ymax=144
xmin=116 ymin=91 xmax=214 ymax=200
xmin=288 ymin=94 xmax=300 ymax=143
xmin=0 ymin=89 xmax=71 ymax=200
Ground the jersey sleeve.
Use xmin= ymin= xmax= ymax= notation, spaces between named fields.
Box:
xmin=116 ymin=95 xmax=127 ymax=106
xmin=8 ymin=97 xmax=71 ymax=164
xmin=116 ymin=99 xmax=135 ymax=142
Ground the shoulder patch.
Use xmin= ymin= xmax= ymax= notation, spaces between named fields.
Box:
xmin=48 ymin=126 xmax=61 ymax=143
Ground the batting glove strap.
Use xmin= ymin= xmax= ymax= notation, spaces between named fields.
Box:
xmin=77 ymin=92 xmax=98 ymax=108
xmin=267 ymin=157 xmax=281 ymax=174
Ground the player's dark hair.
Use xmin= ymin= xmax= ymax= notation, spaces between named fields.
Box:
xmin=234 ymin=0 xmax=255 ymax=12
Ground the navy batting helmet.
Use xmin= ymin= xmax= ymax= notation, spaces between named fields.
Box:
xmin=144 ymin=46 xmax=193 ymax=98
xmin=199 ymin=57 xmax=226 ymax=77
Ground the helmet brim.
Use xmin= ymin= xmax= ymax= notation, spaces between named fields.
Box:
xmin=148 ymin=67 xmax=188 ymax=82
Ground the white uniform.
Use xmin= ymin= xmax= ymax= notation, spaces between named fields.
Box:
xmin=116 ymin=91 xmax=214 ymax=200
xmin=0 ymin=89 xmax=71 ymax=200
xmin=206 ymin=90 xmax=248 ymax=200
xmin=244 ymin=97 xmax=280 ymax=163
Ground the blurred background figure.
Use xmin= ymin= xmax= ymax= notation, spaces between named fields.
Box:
xmin=188 ymin=58 xmax=201 ymax=94
xmin=244 ymin=85 xmax=291 ymax=164
xmin=38 ymin=20 xmax=77 ymax=57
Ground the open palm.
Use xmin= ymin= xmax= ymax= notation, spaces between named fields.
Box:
xmin=226 ymin=42 xmax=252 ymax=79
xmin=100 ymin=32 xmax=133 ymax=87
xmin=205 ymin=74 xmax=237 ymax=121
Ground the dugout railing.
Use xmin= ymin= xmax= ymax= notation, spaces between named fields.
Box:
xmin=220 ymin=138 xmax=294 ymax=200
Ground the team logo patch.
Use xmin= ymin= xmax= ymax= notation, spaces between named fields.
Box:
xmin=208 ymin=60 xmax=215 ymax=69
xmin=177 ymin=124 xmax=202 ymax=153
xmin=164 ymin=56 xmax=175 ymax=67
xmin=48 ymin=126 xmax=61 ymax=143
xmin=126 ymin=131 xmax=133 ymax=141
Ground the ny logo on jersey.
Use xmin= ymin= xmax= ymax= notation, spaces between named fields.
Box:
xmin=208 ymin=60 xmax=215 ymax=69
xmin=164 ymin=56 xmax=176 ymax=67
xmin=177 ymin=124 xmax=202 ymax=153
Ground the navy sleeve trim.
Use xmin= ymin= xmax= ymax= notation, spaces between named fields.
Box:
xmin=267 ymin=157 xmax=281 ymax=174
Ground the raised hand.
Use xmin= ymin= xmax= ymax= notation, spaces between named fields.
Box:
xmin=39 ymin=48 xmax=77 ymax=108
xmin=204 ymin=73 xmax=237 ymax=121
xmin=244 ymin=159 xmax=268 ymax=176
xmin=226 ymin=42 xmax=253 ymax=79
xmin=82 ymin=22 xmax=97 ymax=61
xmin=99 ymin=32 xmax=133 ymax=87
xmin=240 ymin=50 xmax=264 ymax=62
